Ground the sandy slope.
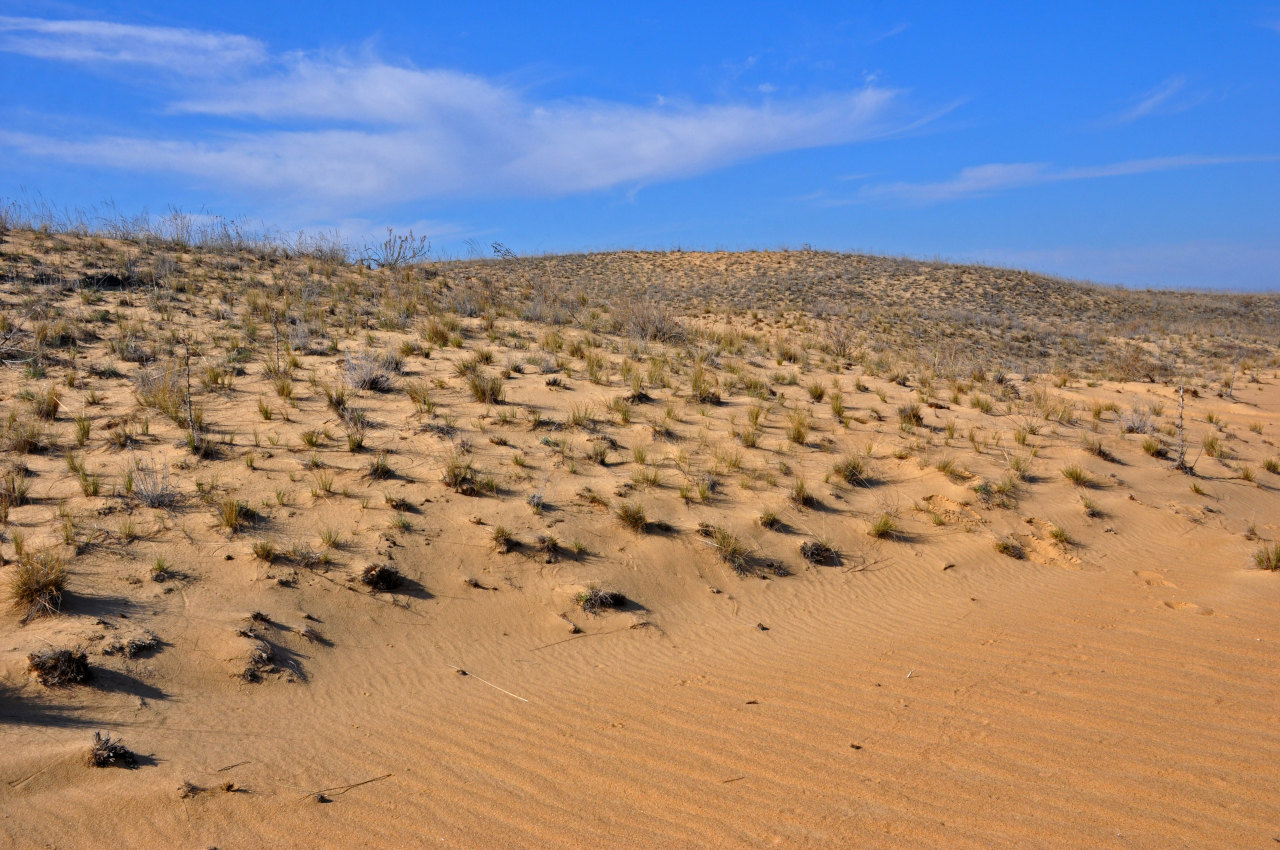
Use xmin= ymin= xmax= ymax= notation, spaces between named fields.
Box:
xmin=4 ymin=389 xmax=1278 ymax=849
xmin=0 ymin=233 xmax=1278 ymax=848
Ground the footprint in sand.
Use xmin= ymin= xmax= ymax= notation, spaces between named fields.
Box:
xmin=1163 ymin=601 xmax=1214 ymax=615
xmin=1134 ymin=570 xmax=1176 ymax=588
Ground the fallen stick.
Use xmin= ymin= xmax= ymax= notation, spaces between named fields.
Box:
xmin=446 ymin=665 xmax=530 ymax=702
xmin=302 ymin=772 xmax=392 ymax=801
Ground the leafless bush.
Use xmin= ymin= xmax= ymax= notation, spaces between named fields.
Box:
xmin=132 ymin=458 xmax=179 ymax=508
xmin=618 ymin=299 xmax=685 ymax=343
xmin=361 ymin=228 xmax=430 ymax=270
xmin=28 ymin=648 xmax=90 ymax=687
xmin=344 ymin=350 xmax=398 ymax=392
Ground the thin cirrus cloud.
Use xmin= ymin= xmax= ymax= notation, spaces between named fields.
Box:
xmin=0 ymin=16 xmax=923 ymax=205
xmin=0 ymin=15 xmax=264 ymax=71
xmin=848 ymin=154 xmax=1278 ymax=204
xmin=1113 ymin=75 xmax=1204 ymax=124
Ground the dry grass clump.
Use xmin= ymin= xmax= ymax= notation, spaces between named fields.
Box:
xmin=868 ymin=513 xmax=900 ymax=539
xmin=1255 ymin=543 xmax=1280 ymax=571
xmin=1061 ymin=464 xmax=1093 ymax=487
xmin=786 ymin=409 xmax=810 ymax=444
xmin=467 ymin=372 xmax=505 ymax=404
xmin=134 ymin=361 xmax=188 ymax=423
xmin=216 ymin=499 xmax=256 ymax=531
xmin=994 ymin=537 xmax=1025 ymax=559
xmin=360 ymin=563 xmax=402 ymax=592
xmin=833 ymin=456 xmax=872 ymax=487
xmin=800 ymin=538 xmax=838 ymax=565
xmin=87 ymin=732 xmax=137 ymax=768
xmin=344 ymin=350 xmax=399 ymax=392
xmin=9 ymin=550 xmax=67 ymax=623
xmin=132 ymin=459 xmax=179 ymax=508
xmin=491 ymin=526 xmax=516 ymax=553
xmin=574 ymin=585 xmax=627 ymax=614
xmin=617 ymin=299 xmax=684 ymax=343
xmin=702 ymin=526 xmax=750 ymax=574
xmin=27 ymin=648 xmax=90 ymax=686
xmin=441 ymin=449 xmax=475 ymax=492
xmin=615 ymin=502 xmax=647 ymax=532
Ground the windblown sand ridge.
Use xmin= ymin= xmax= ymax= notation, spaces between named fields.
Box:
xmin=0 ymin=228 xmax=1277 ymax=847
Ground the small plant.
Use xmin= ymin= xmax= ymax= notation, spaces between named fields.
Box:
xmin=833 ymin=456 xmax=872 ymax=487
xmin=345 ymin=350 xmax=397 ymax=392
xmin=441 ymin=450 xmax=475 ymax=493
xmin=132 ymin=460 xmax=179 ymax=508
xmin=467 ymin=373 xmax=505 ymax=404
xmin=574 ymin=585 xmax=626 ymax=614
xmin=897 ymin=403 xmax=923 ymax=427
xmin=367 ymin=451 xmax=393 ymax=480
xmin=27 ymin=648 xmax=90 ymax=687
xmin=251 ymin=540 xmax=276 ymax=562
xmin=492 ymin=526 xmax=516 ymax=553
xmin=216 ymin=499 xmax=252 ymax=531
xmin=87 ymin=732 xmax=136 ymax=768
xmin=74 ymin=415 xmax=91 ymax=446
xmin=759 ymin=509 xmax=781 ymax=530
xmin=323 ymin=382 xmax=348 ymax=413
xmin=1061 ymin=464 xmax=1093 ymax=487
xmin=1254 ymin=542 xmax=1280 ymax=571
xmin=994 ymin=537 xmax=1025 ymax=559
xmin=1264 ymin=457 xmax=1280 ymax=475
xmin=786 ymin=409 xmax=810 ymax=444
xmin=616 ymin=502 xmax=647 ymax=532
xmin=150 ymin=557 xmax=172 ymax=582
xmin=28 ymin=386 xmax=61 ymax=421
xmin=868 ymin=513 xmax=900 ymax=539
xmin=9 ymin=550 xmax=67 ymax=622
xmin=800 ymin=538 xmax=837 ymax=565
xmin=711 ymin=527 xmax=750 ymax=574
xmin=587 ymin=442 xmax=609 ymax=465
xmin=360 ymin=563 xmax=402 ymax=591
xmin=789 ymin=478 xmax=815 ymax=508
xmin=319 ymin=527 xmax=342 ymax=549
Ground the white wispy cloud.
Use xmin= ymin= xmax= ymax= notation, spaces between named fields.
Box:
xmin=849 ymin=155 xmax=1278 ymax=204
xmin=1113 ymin=75 xmax=1204 ymax=123
xmin=870 ymin=22 xmax=910 ymax=44
xmin=0 ymin=15 xmax=264 ymax=71
xmin=0 ymin=17 xmax=926 ymax=205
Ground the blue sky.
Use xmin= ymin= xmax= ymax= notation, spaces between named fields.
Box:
xmin=1 ymin=2 xmax=1278 ymax=290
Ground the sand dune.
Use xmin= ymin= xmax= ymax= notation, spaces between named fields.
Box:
xmin=1 ymin=229 xmax=1277 ymax=848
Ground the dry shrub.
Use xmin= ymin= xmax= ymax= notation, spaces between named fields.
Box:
xmin=800 ymin=539 xmax=837 ymax=565
xmin=87 ymin=732 xmax=136 ymax=768
xmin=10 ymin=551 xmax=67 ymax=623
xmin=344 ymin=350 xmax=398 ymax=392
xmin=134 ymin=360 xmax=187 ymax=423
xmin=27 ymin=648 xmax=90 ymax=687
xmin=617 ymin=299 xmax=685 ymax=343
xmin=360 ymin=563 xmax=402 ymax=592
xmin=575 ymin=585 xmax=626 ymax=614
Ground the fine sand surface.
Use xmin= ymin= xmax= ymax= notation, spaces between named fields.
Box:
xmin=1 ymin=230 xmax=1278 ymax=848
